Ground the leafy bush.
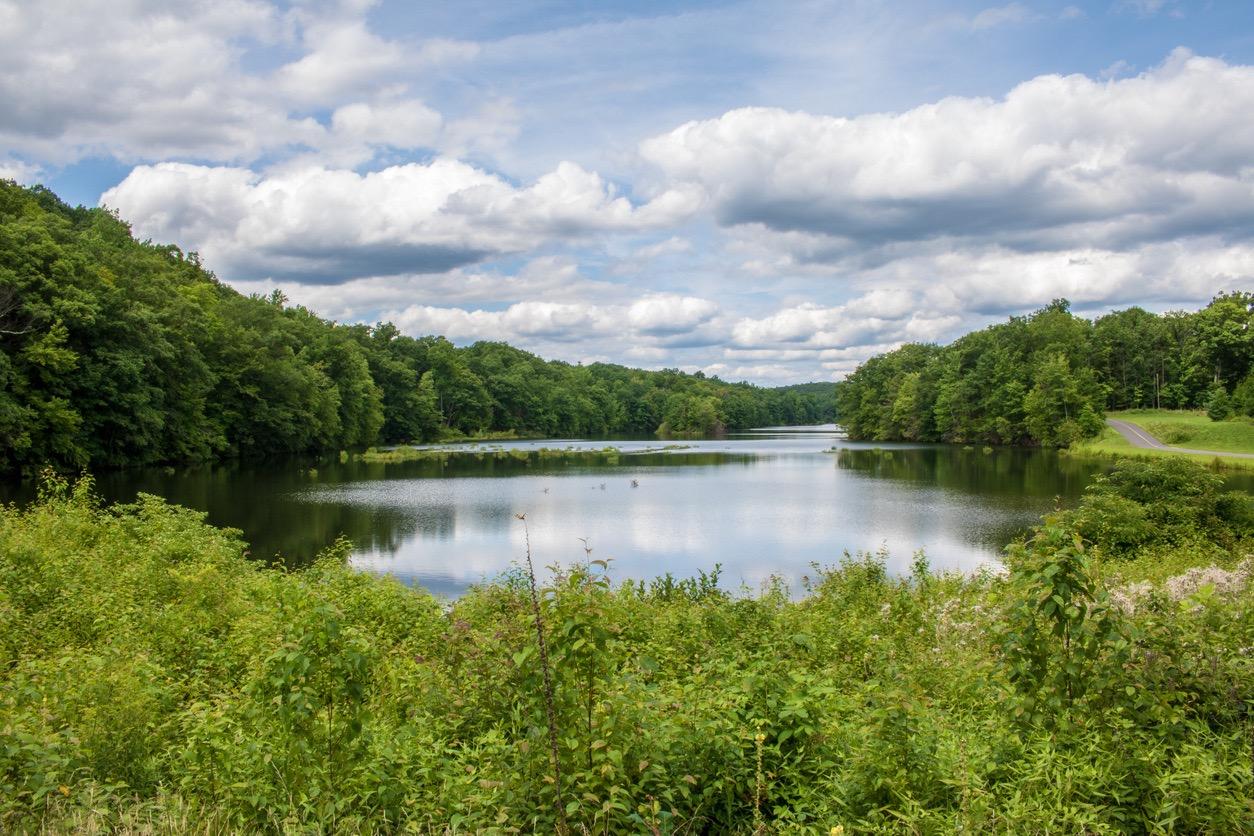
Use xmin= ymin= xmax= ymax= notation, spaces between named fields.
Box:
xmin=1071 ymin=457 xmax=1253 ymax=554
xmin=1 ymin=477 xmax=1251 ymax=832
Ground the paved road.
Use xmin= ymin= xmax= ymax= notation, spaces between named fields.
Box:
xmin=1105 ymin=418 xmax=1254 ymax=459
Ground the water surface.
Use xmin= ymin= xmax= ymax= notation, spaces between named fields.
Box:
xmin=5 ymin=426 xmax=1183 ymax=596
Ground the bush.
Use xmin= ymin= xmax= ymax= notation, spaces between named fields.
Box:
xmin=1 ymin=478 xmax=1251 ymax=832
xmin=1070 ymin=457 xmax=1251 ymax=555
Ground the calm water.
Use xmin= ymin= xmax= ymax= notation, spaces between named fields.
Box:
xmin=10 ymin=426 xmax=1240 ymax=596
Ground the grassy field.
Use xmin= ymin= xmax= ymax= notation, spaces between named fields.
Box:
xmin=1112 ymin=409 xmax=1254 ymax=453
xmin=1070 ymin=409 xmax=1254 ymax=469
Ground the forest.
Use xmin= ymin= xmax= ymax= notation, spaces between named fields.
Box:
xmin=836 ymin=293 xmax=1254 ymax=446
xmin=0 ymin=181 xmax=833 ymax=473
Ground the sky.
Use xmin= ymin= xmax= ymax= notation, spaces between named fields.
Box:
xmin=3 ymin=0 xmax=1254 ymax=385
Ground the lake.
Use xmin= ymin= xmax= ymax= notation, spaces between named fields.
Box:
xmin=10 ymin=424 xmax=1207 ymax=596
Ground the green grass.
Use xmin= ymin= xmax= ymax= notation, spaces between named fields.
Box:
xmin=1112 ymin=409 xmax=1254 ymax=453
xmin=1069 ymin=410 xmax=1254 ymax=470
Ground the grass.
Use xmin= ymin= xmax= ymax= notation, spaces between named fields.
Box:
xmin=1111 ymin=409 xmax=1254 ymax=453
xmin=1069 ymin=409 xmax=1254 ymax=470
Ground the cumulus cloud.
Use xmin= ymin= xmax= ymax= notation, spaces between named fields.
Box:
xmin=0 ymin=157 xmax=41 ymax=185
xmin=102 ymin=160 xmax=701 ymax=281
xmin=626 ymin=295 xmax=720 ymax=335
xmin=0 ymin=1 xmax=476 ymax=166
xmin=388 ymin=293 xmax=722 ymax=346
xmin=0 ymin=0 xmax=304 ymax=163
xmin=275 ymin=11 xmax=478 ymax=104
xmin=895 ymin=241 xmax=1254 ymax=315
xmin=330 ymin=99 xmax=444 ymax=149
xmin=229 ymin=256 xmax=622 ymax=322
xmin=730 ymin=290 xmax=960 ymax=351
xmin=640 ymin=51 xmax=1254 ymax=255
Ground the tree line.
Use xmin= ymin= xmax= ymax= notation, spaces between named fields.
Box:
xmin=0 ymin=181 xmax=834 ymax=473
xmin=836 ymin=293 xmax=1254 ymax=446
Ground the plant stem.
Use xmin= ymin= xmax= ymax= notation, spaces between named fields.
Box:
xmin=517 ymin=514 xmax=567 ymax=833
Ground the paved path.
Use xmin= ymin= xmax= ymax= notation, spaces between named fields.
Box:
xmin=1105 ymin=418 xmax=1254 ymax=459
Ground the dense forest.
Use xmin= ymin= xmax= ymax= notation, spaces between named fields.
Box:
xmin=0 ymin=181 xmax=833 ymax=473
xmin=836 ymin=294 xmax=1254 ymax=446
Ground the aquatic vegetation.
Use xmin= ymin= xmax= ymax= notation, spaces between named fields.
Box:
xmin=354 ymin=444 xmax=685 ymax=465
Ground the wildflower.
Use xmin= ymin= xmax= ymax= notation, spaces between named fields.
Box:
xmin=831 ymin=826 xmax=845 ymax=836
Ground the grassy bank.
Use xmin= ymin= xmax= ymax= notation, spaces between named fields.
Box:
xmin=1 ymin=469 xmax=1252 ymax=833
xmin=1112 ymin=409 xmax=1254 ymax=453
xmin=1070 ymin=409 xmax=1254 ymax=470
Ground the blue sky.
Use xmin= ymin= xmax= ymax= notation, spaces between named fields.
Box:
xmin=3 ymin=0 xmax=1254 ymax=383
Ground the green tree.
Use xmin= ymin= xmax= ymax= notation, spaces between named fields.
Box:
xmin=1205 ymin=383 xmax=1233 ymax=421
xmin=1022 ymin=353 xmax=1104 ymax=446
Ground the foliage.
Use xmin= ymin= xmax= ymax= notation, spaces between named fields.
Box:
xmin=0 ymin=181 xmax=834 ymax=473
xmin=1068 ymin=457 xmax=1254 ymax=555
xmin=1 ymin=476 xmax=1251 ymax=832
xmin=1207 ymin=383 xmax=1234 ymax=421
xmin=839 ymin=293 xmax=1254 ymax=447
xmin=1001 ymin=517 xmax=1128 ymax=730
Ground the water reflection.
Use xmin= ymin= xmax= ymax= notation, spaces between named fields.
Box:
xmin=9 ymin=427 xmax=1240 ymax=597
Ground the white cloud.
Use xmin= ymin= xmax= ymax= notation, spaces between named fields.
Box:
xmin=730 ymin=293 xmax=959 ymax=352
xmin=0 ymin=157 xmax=41 ymax=185
xmin=1118 ymin=0 xmax=1171 ymax=16
xmin=634 ymin=237 xmax=692 ymax=260
xmin=714 ymin=238 xmax=1254 ymax=367
xmin=275 ymin=18 xmax=406 ymax=103
xmin=970 ymin=4 xmax=1039 ymax=30
xmin=275 ymin=16 xmax=477 ymax=104
xmin=389 ymin=298 xmax=715 ymax=345
xmin=626 ymin=294 xmax=719 ymax=335
xmin=101 ymin=159 xmax=700 ymax=281
xmin=1100 ymin=59 xmax=1135 ymax=80
xmin=640 ymin=51 xmax=1254 ymax=255
xmin=0 ymin=0 xmax=304 ymax=163
xmin=440 ymin=99 xmax=522 ymax=158
xmin=0 ymin=1 xmax=478 ymax=167
xmin=229 ymin=256 xmax=621 ymax=322
xmin=330 ymin=99 xmax=443 ymax=149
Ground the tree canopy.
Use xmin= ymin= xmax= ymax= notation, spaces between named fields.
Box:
xmin=837 ymin=294 xmax=1254 ymax=446
xmin=0 ymin=181 xmax=835 ymax=472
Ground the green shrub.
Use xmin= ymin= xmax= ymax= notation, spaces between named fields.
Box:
xmin=1 ymin=478 xmax=1251 ymax=832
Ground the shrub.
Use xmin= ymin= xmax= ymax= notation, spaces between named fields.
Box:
xmin=1 ymin=478 xmax=1251 ymax=832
